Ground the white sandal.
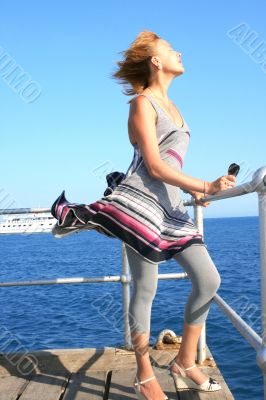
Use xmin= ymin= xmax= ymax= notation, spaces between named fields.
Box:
xmin=133 ymin=375 xmax=168 ymax=399
xmin=169 ymin=360 xmax=222 ymax=392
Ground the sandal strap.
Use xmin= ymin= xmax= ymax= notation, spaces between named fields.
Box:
xmin=184 ymin=364 xmax=196 ymax=371
xmin=171 ymin=360 xmax=197 ymax=370
xmin=134 ymin=375 xmax=155 ymax=385
xmin=170 ymin=360 xmax=197 ymax=376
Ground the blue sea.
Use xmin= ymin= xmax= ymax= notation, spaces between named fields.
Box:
xmin=0 ymin=216 xmax=263 ymax=399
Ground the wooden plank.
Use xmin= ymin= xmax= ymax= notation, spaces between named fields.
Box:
xmin=19 ymin=373 xmax=69 ymax=400
xmin=108 ymin=367 xmax=138 ymax=399
xmin=34 ymin=347 xmax=116 ymax=374
xmin=0 ymin=347 xmax=179 ymax=376
xmin=62 ymin=371 xmax=107 ymax=400
xmin=0 ymin=347 xmax=116 ymax=376
xmin=153 ymin=366 xmax=179 ymax=400
xmin=0 ymin=376 xmax=29 ymax=400
xmin=108 ymin=366 xmax=178 ymax=400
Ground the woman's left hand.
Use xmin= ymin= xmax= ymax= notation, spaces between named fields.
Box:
xmin=192 ymin=191 xmax=211 ymax=207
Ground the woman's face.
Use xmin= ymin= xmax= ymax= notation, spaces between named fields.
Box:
xmin=153 ymin=38 xmax=184 ymax=76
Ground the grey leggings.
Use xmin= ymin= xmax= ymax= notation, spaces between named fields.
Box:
xmin=125 ymin=243 xmax=221 ymax=333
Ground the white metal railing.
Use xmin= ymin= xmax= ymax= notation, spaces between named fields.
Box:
xmin=0 ymin=166 xmax=266 ymax=397
xmin=184 ymin=166 xmax=266 ymax=399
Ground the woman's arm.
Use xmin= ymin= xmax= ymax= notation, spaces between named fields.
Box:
xmin=182 ymin=188 xmax=211 ymax=207
xmin=128 ymin=95 xmax=236 ymax=195
xmin=151 ymin=161 xmax=210 ymax=194
xmin=181 ymin=188 xmax=197 ymax=196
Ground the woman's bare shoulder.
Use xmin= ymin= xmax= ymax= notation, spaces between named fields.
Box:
xmin=129 ymin=93 xmax=156 ymax=117
xmin=127 ymin=93 xmax=157 ymax=145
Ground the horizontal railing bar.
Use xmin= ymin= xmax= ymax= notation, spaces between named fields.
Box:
xmin=184 ymin=180 xmax=261 ymax=206
xmin=213 ymin=293 xmax=262 ymax=351
xmin=0 ymin=207 xmax=51 ymax=215
xmin=0 ymin=272 xmax=188 ymax=287
xmin=0 ymin=276 xmax=121 ymax=286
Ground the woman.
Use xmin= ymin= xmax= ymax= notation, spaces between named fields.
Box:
xmin=51 ymin=31 xmax=236 ymax=399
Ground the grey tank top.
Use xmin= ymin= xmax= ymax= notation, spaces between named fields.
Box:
xmin=125 ymin=93 xmax=190 ymax=178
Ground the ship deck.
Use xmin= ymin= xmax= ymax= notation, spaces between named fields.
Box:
xmin=0 ymin=345 xmax=234 ymax=399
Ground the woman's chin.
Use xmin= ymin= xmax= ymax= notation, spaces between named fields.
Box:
xmin=175 ymin=66 xmax=185 ymax=76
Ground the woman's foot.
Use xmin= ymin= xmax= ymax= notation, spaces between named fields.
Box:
xmin=135 ymin=373 xmax=167 ymax=400
xmin=171 ymin=356 xmax=209 ymax=385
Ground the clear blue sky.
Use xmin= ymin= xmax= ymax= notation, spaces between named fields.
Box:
xmin=0 ymin=0 xmax=265 ymax=218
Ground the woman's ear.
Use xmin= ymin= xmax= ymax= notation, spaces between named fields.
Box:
xmin=150 ymin=56 xmax=161 ymax=69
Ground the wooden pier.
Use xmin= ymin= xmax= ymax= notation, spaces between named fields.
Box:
xmin=0 ymin=343 xmax=234 ymax=399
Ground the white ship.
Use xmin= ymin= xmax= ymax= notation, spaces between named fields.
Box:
xmin=0 ymin=213 xmax=57 ymax=234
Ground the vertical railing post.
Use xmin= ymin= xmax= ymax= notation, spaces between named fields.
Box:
xmin=193 ymin=202 xmax=207 ymax=364
xmin=121 ymin=242 xmax=132 ymax=350
xmin=257 ymin=187 xmax=266 ymax=399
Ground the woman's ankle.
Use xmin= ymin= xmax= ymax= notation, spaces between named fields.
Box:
xmin=175 ymin=354 xmax=196 ymax=368
xmin=136 ymin=365 xmax=154 ymax=380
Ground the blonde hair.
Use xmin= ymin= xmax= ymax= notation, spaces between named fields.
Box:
xmin=111 ymin=31 xmax=160 ymax=100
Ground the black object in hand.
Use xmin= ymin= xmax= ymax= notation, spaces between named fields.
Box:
xmin=228 ymin=163 xmax=240 ymax=177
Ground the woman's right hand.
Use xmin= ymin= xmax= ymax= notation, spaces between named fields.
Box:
xmin=207 ymin=175 xmax=237 ymax=195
